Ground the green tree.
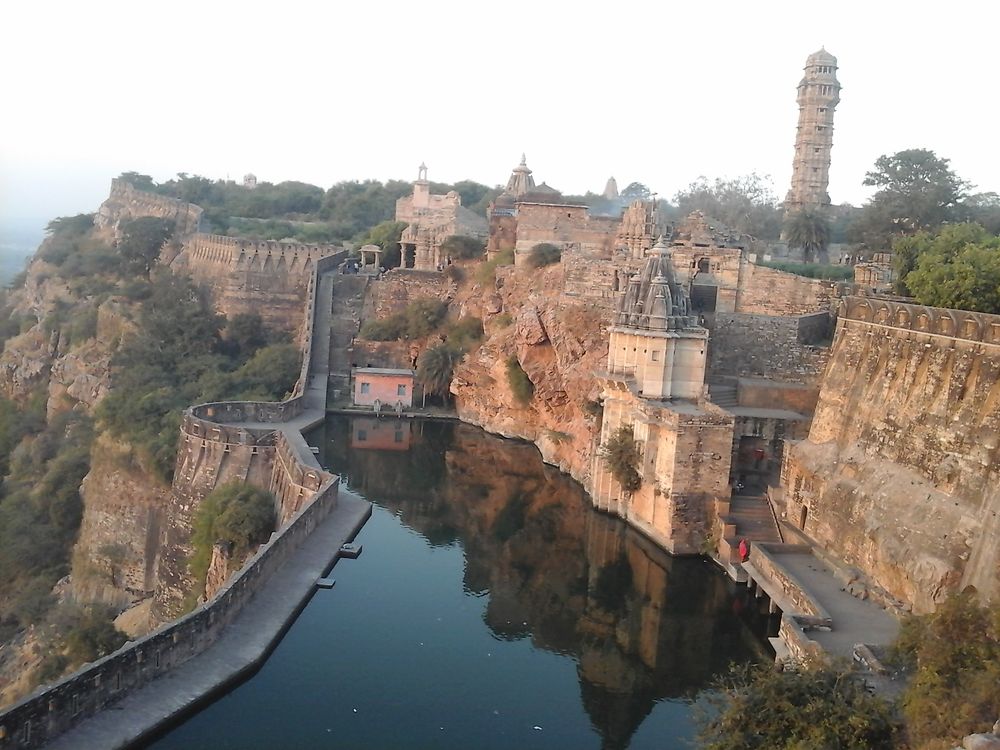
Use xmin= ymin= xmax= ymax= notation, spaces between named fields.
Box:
xmin=355 ymin=220 xmax=407 ymax=268
xmin=601 ymin=425 xmax=642 ymax=492
xmin=699 ymin=663 xmax=898 ymax=750
xmin=850 ymin=149 xmax=970 ymax=250
xmin=417 ymin=344 xmax=462 ymax=404
xmin=439 ymin=235 xmax=485 ymax=261
xmin=892 ymin=591 xmax=1000 ymax=748
xmin=901 ymin=223 xmax=1000 ymax=312
xmin=621 ymin=182 xmax=652 ymax=202
xmin=673 ymin=174 xmax=783 ymax=240
xmin=505 ymin=356 xmax=534 ymax=405
xmin=117 ymin=217 xmax=174 ymax=278
xmin=784 ymin=208 xmax=832 ymax=263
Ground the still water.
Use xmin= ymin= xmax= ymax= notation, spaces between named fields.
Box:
xmin=149 ymin=417 xmax=773 ymax=749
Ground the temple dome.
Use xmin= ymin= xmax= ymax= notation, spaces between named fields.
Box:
xmin=505 ymin=154 xmax=536 ymax=198
xmin=805 ymin=48 xmax=837 ymax=67
xmin=614 ymin=236 xmax=694 ymax=331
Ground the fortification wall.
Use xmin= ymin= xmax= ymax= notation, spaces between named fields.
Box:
xmin=736 ymin=262 xmax=846 ymax=316
xmin=0 ymin=474 xmax=340 ymax=750
xmin=173 ymin=234 xmax=342 ymax=334
xmin=782 ymin=297 xmax=1000 ymax=611
xmin=561 ymin=254 xmax=619 ymax=312
xmin=709 ymin=312 xmax=832 ymax=385
xmin=94 ymin=178 xmax=202 ymax=238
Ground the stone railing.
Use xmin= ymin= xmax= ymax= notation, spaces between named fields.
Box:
xmin=747 ymin=543 xmax=832 ymax=626
xmin=0 ymin=476 xmax=340 ymax=750
xmin=840 ymin=296 xmax=1000 ymax=346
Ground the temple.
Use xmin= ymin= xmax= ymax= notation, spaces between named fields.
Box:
xmin=592 ymin=237 xmax=734 ymax=554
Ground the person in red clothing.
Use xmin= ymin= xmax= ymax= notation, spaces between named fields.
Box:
xmin=738 ymin=538 xmax=751 ymax=562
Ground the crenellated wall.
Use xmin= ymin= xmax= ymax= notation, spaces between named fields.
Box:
xmin=94 ymin=178 xmax=203 ymax=238
xmin=172 ymin=233 xmax=343 ymax=334
xmin=781 ymin=297 xmax=1000 ymax=612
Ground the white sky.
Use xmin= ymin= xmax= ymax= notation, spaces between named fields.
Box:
xmin=1 ymin=0 xmax=998 ymax=225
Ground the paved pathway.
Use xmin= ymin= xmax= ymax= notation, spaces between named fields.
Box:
xmin=48 ymin=492 xmax=371 ymax=750
xmin=770 ymin=550 xmax=899 ymax=657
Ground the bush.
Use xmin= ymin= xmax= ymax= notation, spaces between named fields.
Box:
xmin=528 ymin=243 xmax=561 ymax=268
xmin=758 ymin=260 xmax=853 ymax=281
xmin=444 ymin=265 xmax=464 ymax=283
xmin=190 ymin=483 xmax=276 ymax=592
xmin=699 ymin=663 xmax=898 ymax=749
xmin=493 ymin=313 xmax=513 ymax=328
xmin=891 ymin=591 xmax=1000 ymax=747
xmin=439 ymin=235 xmax=485 ymax=260
xmin=476 ymin=248 xmax=515 ymax=284
xmin=505 ymin=356 xmax=534 ymax=405
xmin=446 ymin=316 xmax=483 ymax=351
xmin=360 ymin=317 xmax=405 ymax=341
xmin=359 ymin=298 xmax=448 ymax=341
xmin=601 ymin=425 xmax=642 ymax=492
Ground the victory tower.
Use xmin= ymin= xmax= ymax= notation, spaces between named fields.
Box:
xmin=785 ymin=49 xmax=841 ymax=211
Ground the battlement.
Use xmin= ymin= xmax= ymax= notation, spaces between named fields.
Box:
xmin=840 ymin=296 xmax=1000 ymax=346
xmin=183 ymin=233 xmax=342 ymax=269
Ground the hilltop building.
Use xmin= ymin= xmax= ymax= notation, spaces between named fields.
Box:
xmin=395 ymin=164 xmax=488 ymax=271
xmin=784 ymin=48 xmax=841 ymax=213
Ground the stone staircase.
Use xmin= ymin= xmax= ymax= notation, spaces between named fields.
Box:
xmin=327 ymin=275 xmax=368 ymax=403
xmin=729 ymin=495 xmax=783 ymax=544
xmin=708 ymin=383 xmax=738 ymax=408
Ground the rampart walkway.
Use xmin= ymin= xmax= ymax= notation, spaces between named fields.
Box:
xmin=47 ymin=492 xmax=371 ymax=750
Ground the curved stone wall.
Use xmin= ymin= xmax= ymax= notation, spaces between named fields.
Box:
xmin=94 ymin=179 xmax=203 ymax=237
xmin=841 ymin=296 xmax=1000 ymax=346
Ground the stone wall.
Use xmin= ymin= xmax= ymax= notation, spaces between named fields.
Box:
xmin=0 ymin=476 xmax=340 ymax=750
xmin=708 ymin=312 xmax=832 ymax=385
xmin=736 ymin=263 xmax=846 ymax=316
xmin=512 ymin=204 xmax=617 ymax=258
xmin=173 ymin=234 xmax=342 ymax=334
xmin=561 ymin=254 xmax=619 ymax=311
xmin=94 ymin=178 xmax=202 ymax=238
xmin=781 ymin=297 xmax=1000 ymax=611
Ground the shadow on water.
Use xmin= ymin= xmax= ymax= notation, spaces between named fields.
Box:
xmin=147 ymin=416 xmax=776 ymax=750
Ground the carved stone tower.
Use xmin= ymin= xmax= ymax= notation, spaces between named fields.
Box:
xmin=785 ymin=49 xmax=841 ymax=212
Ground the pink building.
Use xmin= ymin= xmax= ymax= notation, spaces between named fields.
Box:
xmin=352 ymin=367 xmax=415 ymax=409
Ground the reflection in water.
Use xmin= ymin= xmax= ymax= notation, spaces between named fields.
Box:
xmin=150 ymin=417 xmax=773 ymax=750
xmin=320 ymin=417 xmax=773 ymax=749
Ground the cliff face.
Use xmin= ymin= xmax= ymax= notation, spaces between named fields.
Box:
xmin=783 ymin=298 xmax=1000 ymax=611
xmin=451 ymin=262 xmax=608 ymax=483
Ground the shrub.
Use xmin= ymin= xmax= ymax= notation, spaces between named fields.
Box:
xmin=190 ymin=482 xmax=276 ymax=592
xmin=404 ymin=298 xmax=448 ymax=338
xmin=493 ymin=313 xmax=513 ymax=328
xmin=698 ymin=663 xmax=898 ymax=750
xmin=891 ymin=591 xmax=1000 ymax=747
xmin=505 ymin=356 xmax=533 ymax=405
xmin=758 ymin=260 xmax=853 ymax=281
xmin=417 ymin=343 xmax=462 ymax=402
xmin=359 ymin=317 xmax=405 ymax=341
xmin=528 ymin=242 xmax=561 ymax=268
xmin=447 ymin=316 xmax=483 ymax=351
xmin=476 ymin=248 xmax=515 ymax=284
xmin=601 ymin=425 xmax=642 ymax=492
xmin=444 ymin=264 xmax=464 ymax=283
xmin=439 ymin=235 xmax=485 ymax=260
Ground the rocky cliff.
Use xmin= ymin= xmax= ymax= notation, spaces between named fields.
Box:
xmin=451 ymin=263 xmax=608 ymax=483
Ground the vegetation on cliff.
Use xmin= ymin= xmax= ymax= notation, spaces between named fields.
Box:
xmin=99 ymin=274 xmax=299 ymax=480
xmin=359 ymin=298 xmax=448 ymax=341
xmin=189 ymin=482 xmax=276 ymax=596
xmin=699 ymin=662 xmax=899 ymax=749
xmin=601 ymin=425 xmax=642 ymax=493
xmin=527 ymin=243 xmax=561 ymax=268
xmin=505 ymin=356 xmax=534 ymax=405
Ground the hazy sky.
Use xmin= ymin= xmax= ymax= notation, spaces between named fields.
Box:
xmin=2 ymin=0 xmax=998 ymax=226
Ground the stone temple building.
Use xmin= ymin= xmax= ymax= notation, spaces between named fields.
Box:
xmin=395 ymin=164 xmax=488 ymax=271
xmin=592 ymin=238 xmax=734 ymax=554
xmin=785 ymin=48 xmax=841 ymax=212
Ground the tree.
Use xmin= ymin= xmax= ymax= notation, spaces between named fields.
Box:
xmin=417 ymin=344 xmax=462 ymax=404
xmin=527 ymin=243 xmax=561 ymax=268
xmin=117 ymin=217 xmax=174 ymax=278
xmin=699 ymin=663 xmax=898 ymax=750
xmin=892 ymin=591 xmax=1000 ymax=748
xmin=673 ymin=174 xmax=783 ymax=240
xmin=850 ymin=149 xmax=970 ymax=250
xmin=439 ymin=235 xmax=485 ymax=261
xmin=784 ymin=208 xmax=832 ymax=263
xmin=354 ymin=220 xmax=407 ymax=268
xmin=899 ymin=223 xmax=1000 ymax=312
xmin=620 ymin=182 xmax=652 ymax=202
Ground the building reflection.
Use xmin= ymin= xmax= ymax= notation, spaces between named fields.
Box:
xmin=319 ymin=417 xmax=773 ymax=750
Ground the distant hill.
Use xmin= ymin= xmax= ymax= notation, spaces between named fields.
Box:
xmin=0 ymin=219 xmax=44 ymax=285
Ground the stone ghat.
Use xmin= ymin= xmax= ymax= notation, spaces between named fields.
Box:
xmin=0 ymin=474 xmax=341 ymax=750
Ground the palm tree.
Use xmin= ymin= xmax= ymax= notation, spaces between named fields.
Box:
xmin=784 ymin=208 xmax=832 ymax=263
xmin=416 ymin=344 xmax=461 ymax=406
